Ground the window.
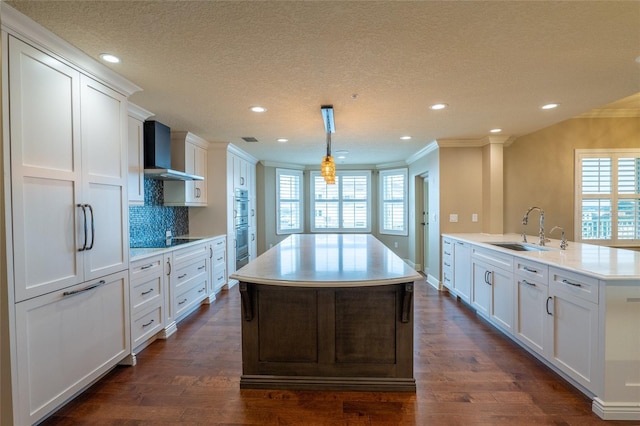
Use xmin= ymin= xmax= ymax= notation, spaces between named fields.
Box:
xmin=310 ymin=171 xmax=371 ymax=232
xmin=379 ymin=168 xmax=408 ymax=236
xmin=276 ymin=169 xmax=303 ymax=234
xmin=576 ymin=149 xmax=640 ymax=245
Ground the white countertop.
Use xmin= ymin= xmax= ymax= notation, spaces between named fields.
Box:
xmin=230 ymin=234 xmax=422 ymax=287
xmin=444 ymin=233 xmax=640 ymax=280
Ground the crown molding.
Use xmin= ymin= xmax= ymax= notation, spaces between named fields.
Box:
xmin=260 ymin=161 xmax=305 ymax=170
xmin=406 ymin=141 xmax=438 ymax=165
xmin=376 ymin=161 xmax=407 ymax=170
xmin=576 ymin=109 xmax=640 ymax=118
xmin=127 ymin=103 xmax=154 ymax=121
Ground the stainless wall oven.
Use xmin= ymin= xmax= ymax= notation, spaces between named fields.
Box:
xmin=235 ymin=189 xmax=249 ymax=270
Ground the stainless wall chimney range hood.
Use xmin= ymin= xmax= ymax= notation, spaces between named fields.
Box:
xmin=143 ymin=120 xmax=204 ymax=181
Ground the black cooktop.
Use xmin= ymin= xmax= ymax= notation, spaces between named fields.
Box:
xmin=130 ymin=238 xmax=202 ymax=249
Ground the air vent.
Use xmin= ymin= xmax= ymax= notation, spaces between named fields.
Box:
xmin=241 ymin=137 xmax=259 ymax=143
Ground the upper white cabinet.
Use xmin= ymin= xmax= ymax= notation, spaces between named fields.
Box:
xmin=164 ymin=131 xmax=208 ymax=206
xmin=9 ymin=36 xmax=129 ymax=302
xmin=127 ymin=103 xmax=154 ymax=206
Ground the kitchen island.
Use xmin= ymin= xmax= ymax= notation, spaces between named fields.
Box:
xmin=230 ymin=234 xmax=422 ymax=392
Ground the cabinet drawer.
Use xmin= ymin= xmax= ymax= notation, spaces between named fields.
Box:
xmin=213 ymin=270 xmax=226 ymax=289
xmin=131 ymin=274 xmax=162 ymax=313
xmin=174 ymin=257 xmax=207 ymax=291
xmin=131 ymin=305 xmax=163 ymax=347
xmin=130 ymin=255 xmax=163 ymax=280
xmin=515 ymin=259 xmax=548 ymax=282
xmin=442 ymin=238 xmax=454 ymax=266
xmin=175 ymin=280 xmax=207 ymax=318
xmin=212 ymin=237 xmax=226 ymax=250
xmin=442 ymin=268 xmax=453 ymax=290
xmin=173 ymin=242 xmax=209 ymax=264
xmin=212 ymin=248 xmax=226 ymax=266
xmin=472 ymin=246 xmax=513 ymax=271
xmin=550 ymin=267 xmax=599 ymax=304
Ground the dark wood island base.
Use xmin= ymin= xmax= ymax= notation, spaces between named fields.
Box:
xmin=239 ymin=282 xmax=416 ymax=392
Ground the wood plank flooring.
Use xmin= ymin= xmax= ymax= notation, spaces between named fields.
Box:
xmin=41 ymin=282 xmax=628 ymax=425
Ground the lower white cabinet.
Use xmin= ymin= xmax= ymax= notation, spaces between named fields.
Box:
xmin=129 ymin=255 xmax=166 ymax=354
xmin=171 ymin=242 xmax=209 ymax=322
xmin=453 ymin=240 xmax=471 ymax=302
xmin=514 ymin=259 xmax=549 ymax=357
xmin=15 ymin=271 xmax=130 ymax=425
xmin=548 ymin=267 xmax=599 ymax=392
xmin=211 ymin=235 xmax=227 ymax=295
xmin=471 ymin=247 xmax=514 ymax=333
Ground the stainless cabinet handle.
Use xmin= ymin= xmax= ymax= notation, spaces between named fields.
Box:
xmin=251 ymin=209 xmax=255 ymax=217
xmin=63 ymin=280 xmax=106 ymax=297
xmin=77 ymin=204 xmax=88 ymax=252
xmin=546 ymin=296 xmax=553 ymax=315
xmin=240 ymin=176 xmax=245 ymax=186
xmin=167 ymin=259 xmax=172 ymax=276
xmin=141 ymin=263 xmax=154 ymax=270
xmin=178 ymin=298 xmax=187 ymax=305
xmin=562 ymin=279 xmax=582 ymax=288
xmin=198 ymin=288 xmax=205 ymax=293
xmin=85 ymin=203 xmax=95 ymax=250
xmin=251 ymin=234 xmax=255 ymax=242
xmin=178 ymin=273 xmax=187 ymax=279
xmin=210 ymin=247 xmax=213 ymax=258
xmin=444 ymin=262 xmax=451 ymax=268
xmin=523 ymin=266 xmax=538 ymax=273
xmin=198 ymin=266 xmax=205 ymax=271
xmin=142 ymin=319 xmax=155 ymax=328
xmin=216 ymin=256 xmax=223 ymax=262
xmin=444 ymin=251 xmax=451 ymax=256
xmin=522 ymin=279 xmax=536 ymax=287
xmin=141 ymin=288 xmax=154 ymax=296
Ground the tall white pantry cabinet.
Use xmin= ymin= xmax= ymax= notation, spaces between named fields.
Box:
xmin=1 ymin=6 xmax=141 ymax=425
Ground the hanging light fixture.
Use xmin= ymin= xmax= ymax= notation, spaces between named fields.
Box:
xmin=320 ymin=105 xmax=336 ymax=184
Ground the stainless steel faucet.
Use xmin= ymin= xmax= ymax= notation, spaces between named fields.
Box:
xmin=550 ymin=226 xmax=568 ymax=250
xmin=521 ymin=206 xmax=549 ymax=246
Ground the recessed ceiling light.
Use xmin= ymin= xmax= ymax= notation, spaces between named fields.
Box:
xmin=99 ymin=53 xmax=120 ymax=64
xmin=430 ymin=103 xmax=448 ymax=110
xmin=490 ymin=128 xmax=502 ymax=133
xmin=541 ymin=103 xmax=559 ymax=110
xmin=400 ymin=136 xmax=412 ymax=140
xmin=249 ymin=106 xmax=267 ymax=113
xmin=277 ymin=138 xmax=288 ymax=143
xmin=335 ymin=150 xmax=349 ymax=159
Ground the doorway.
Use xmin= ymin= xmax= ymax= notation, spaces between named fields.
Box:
xmin=422 ymin=175 xmax=429 ymax=274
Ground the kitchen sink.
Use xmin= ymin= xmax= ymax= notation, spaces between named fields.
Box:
xmin=487 ymin=242 xmax=553 ymax=252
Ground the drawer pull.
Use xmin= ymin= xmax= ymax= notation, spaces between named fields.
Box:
xmin=140 ymin=263 xmax=154 ymax=270
xmin=216 ymin=256 xmax=224 ymax=262
xmin=141 ymin=288 xmax=154 ymax=296
xmin=178 ymin=298 xmax=187 ymax=305
xmin=546 ymin=296 xmax=553 ymax=315
xmin=562 ymin=279 xmax=582 ymax=288
xmin=198 ymin=266 xmax=206 ymax=271
xmin=198 ymin=288 xmax=205 ymax=293
xmin=63 ymin=280 xmax=105 ymax=297
xmin=523 ymin=266 xmax=538 ymax=274
xmin=522 ymin=279 xmax=536 ymax=287
xmin=178 ymin=273 xmax=188 ymax=279
xmin=444 ymin=262 xmax=451 ymax=268
xmin=217 ymin=241 xmax=224 ymax=246
xmin=142 ymin=319 xmax=154 ymax=328
xmin=444 ymin=251 xmax=451 ymax=256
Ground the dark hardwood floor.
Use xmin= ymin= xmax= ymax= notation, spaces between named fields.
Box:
xmin=41 ymin=282 xmax=628 ymax=425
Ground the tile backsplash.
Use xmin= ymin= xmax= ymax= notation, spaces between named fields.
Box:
xmin=129 ymin=178 xmax=188 ymax=247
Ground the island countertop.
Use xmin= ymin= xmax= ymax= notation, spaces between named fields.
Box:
xmin=230 ymin=234 xmax=422 ymax=287
xmin=443 ymin=233 xmax=640 ymax=280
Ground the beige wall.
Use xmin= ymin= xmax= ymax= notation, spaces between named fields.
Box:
xmin=504 ymin=116 xmax=640 ymax=241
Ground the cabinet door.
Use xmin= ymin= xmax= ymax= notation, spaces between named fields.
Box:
xmin=471 ymin=261 xmax=491 ymax=317
xmin=127 ymin=115 xmax=145 ymax=205
xmin=194 ymin=144 xmax=207 ymax=205
xmin=8 ymin=36 xmax=84 ymax=301
xmin=514 ymin=276 xmax=548 ymax=356
xmin=81 ymin=75 xmax=129 ymax=280
xmin=453 ymin=241 xmax=471 ymax=302
xmin=548 ymin=288 xmax=599 ymax=392
xmin=490 ymin=267 xmax=514 ymax=333
xmin=15 ymin=271 xmax=130 ymax=425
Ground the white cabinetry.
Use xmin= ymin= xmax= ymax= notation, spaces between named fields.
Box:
xmin=129 ymin=255 xmax=166 ymax=356
xmin=210 ymin=236 xmax=227 ymax=297
xmin=164 ymin=131 xmax=208 ymax=206
xmin=189 ymin=144 xmax=258 ymax=288
xmin=548 ymin=267 xmax=599 ymax=392
xmin=170 ymin=242 xmax=209 ymax=322
xmin=453 ymin=240 xmax=471 ymax=302
xmin=441 ymin=238 xmax=454 ymax=291
xmin=9 ymin=36 xmax=129 ymax=302
xmin=15 ymin=271 xmax=129 ymax=425
xmin=127 ymin=103 xmax=154 ymax=206
xmin=514 ymin=258 xmax=549 ymax=357
xmin=471 ymin=247 xmax=514 ymax=333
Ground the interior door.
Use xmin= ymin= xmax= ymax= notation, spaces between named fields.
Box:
xmin=423 ymin=176 xmax=429 ymax=273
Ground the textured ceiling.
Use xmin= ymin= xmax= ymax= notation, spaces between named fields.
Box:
xmin=6 ymin=1 xmax=640 ymax=166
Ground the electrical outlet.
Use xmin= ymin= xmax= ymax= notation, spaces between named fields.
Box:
xmin=449 ymin=214 xmax=458 ymax=223
xmin=166 ymin=230 xmax=172 ymax=238
xmin=472 ymin=213 xmax=478 ymax=222
xmin=394 ymin=242 xmax=398 ymax=248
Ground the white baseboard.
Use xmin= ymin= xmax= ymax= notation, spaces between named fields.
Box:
xmin=592 ymin=398 xmax=640 ymax=421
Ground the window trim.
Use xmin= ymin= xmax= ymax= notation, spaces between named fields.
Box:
xmin=574 ymin=148 xmax=640 ymax=246
xmin=276 ymin=168 xmax=304 ymax=235
xmin=379 ymin=168 xmax=409 ymax=236
xmin=310 ymin=170 xmax=372 ymax=233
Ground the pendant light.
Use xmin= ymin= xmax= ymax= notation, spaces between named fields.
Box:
xmin=320 ymin=105 xmax=336 ymax=184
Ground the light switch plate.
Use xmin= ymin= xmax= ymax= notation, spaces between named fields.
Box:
xmin=472 ymin=213 xmax=478 ymax=222
xmin=449 ymin=214 xmax=458 ymax=223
